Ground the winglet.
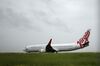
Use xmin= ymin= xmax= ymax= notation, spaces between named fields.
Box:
xmin=48 ymin=38 xmax=52 ymax=46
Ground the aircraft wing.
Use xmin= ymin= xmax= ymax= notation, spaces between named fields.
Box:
xmin=45 ymin=39 xmax=57 ymax=52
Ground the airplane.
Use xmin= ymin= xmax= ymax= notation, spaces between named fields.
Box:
xmin=24 ymin=29 xmax=91 ymax=53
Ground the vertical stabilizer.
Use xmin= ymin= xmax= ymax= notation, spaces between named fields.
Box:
xmin=77 ymin=29 xmax=91 ymax=48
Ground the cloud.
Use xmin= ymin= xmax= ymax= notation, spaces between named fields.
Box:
xmin=0 ymin=7 xmax=42 ymax=31
xmin=0 ymin=0 xmax=69 ymax=32
xmin=0 ymin=0 xmax=98 ymax=52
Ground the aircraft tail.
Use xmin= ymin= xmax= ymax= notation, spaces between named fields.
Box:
xmin=77 ymin=29 xmax=91 ymax=48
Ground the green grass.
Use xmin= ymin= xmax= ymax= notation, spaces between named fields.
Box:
xmin=0 ymin=52 xmax=99 ymax=66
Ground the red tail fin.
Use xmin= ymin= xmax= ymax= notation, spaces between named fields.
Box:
xmin=77 ymin=29 xmax=91 ymax=48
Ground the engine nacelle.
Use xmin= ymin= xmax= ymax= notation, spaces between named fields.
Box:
xmin=40 ymin=49 xmax=45 ymax=52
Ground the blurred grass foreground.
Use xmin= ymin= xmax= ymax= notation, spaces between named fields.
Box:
xmin=0 ymin=52 xmax=99 ymax=66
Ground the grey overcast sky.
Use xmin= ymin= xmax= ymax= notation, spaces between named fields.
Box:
xmin=0 ymin=0 xmax=99 ymax=52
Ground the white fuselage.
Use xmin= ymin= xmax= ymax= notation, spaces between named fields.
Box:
xmin=25 ymin=43 xmax=81 ymax=52
xmin=24 ymin=29 xmax=90 ymax=53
